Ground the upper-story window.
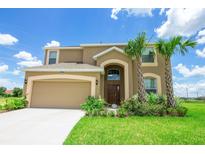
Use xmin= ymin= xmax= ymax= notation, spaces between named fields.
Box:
xmin=144 ymin=78 xmax=157 ymax=94
xmin=48 ymin=51 xmax=57 ymax=64
xmin=142 ymin=47 xmax=155 ymax=63
xmin=107 ymin=69 xmax=120 ymax=80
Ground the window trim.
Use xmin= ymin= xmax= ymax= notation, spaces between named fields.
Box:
xmin=46 ymin=50 xmax=60 ymax=65
xmin=141 ymin=47 xmax=158 ymax=67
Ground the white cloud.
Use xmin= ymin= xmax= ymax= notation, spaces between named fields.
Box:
xmin=110 ymin=8 xmax=154 ymax=20
xmin=196 ymin=29 xmax=205 ymax=44
xmin=14 ymin=51 xmax=35 ymax=61
xmin=159 ymin=8 xmax=166 ymax=15
xmin=17 ymin=60 xmax=42 ymax=67
xmin=111 ymin=8 xmax=121 ymax=20
xmin=155 ymin=8 xmax=205 ymax=38
xmin=0 ymin=33 xmax=18 ymax=45
xmin=12 ymin=69 xmax=21 ymax=76
xmin=174 ymin=80 xmax=205 ymax=97
xmin=175 ymin=63 xmax=205 ymax=77
xmin=198 ymin=29 xmax=205 ymax=36
xmin=197 ymin=36 xmax=205 ymax=44
xmin=0 ymin=78 xmax=20 ymax=89
xmin=0 ymin=64 xmax=8 ymax=73
xmin=14 ymin=51 xmax=42 ymax=67
xmin=44 ymin=40 xmax=60 ymax=47
xmin=196 ymin=48 xmax=205 ymax=58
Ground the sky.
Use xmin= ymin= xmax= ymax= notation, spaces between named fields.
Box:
xmin=0 ymin=8 xmax=205 ymax=97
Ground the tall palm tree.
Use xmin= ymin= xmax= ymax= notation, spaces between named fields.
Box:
xmin=124 ymin=32 xmax=148 ymax=103
xmin=155 ymin=36 xmax=197 ymax=107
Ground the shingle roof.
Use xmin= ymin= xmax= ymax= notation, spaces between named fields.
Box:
xmin=24 ymin=63 xmax=104 ymax=73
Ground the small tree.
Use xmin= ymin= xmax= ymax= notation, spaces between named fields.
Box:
xmin=155 ymin=36 xmax=197 ymax=107
xmin=0 ymin=87 xmax=7 ymax=96
xmin=124 ymin=32 xmax=148 ymax=103
xmin=12 ymin=87 xmax=23 ymax=97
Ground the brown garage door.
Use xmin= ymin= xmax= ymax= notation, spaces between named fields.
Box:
xmin=31 ymin=80 xmax=91 ymax=109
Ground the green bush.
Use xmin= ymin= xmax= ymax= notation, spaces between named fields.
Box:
xmin=119 ymin=93 xmax=186 ymax=117
xmin=147 ymin=93 xmax=158 ymax=104
xmin=117 ymin=107 xmax=128 ymax=118
xmin=81 ymin=96 xmax=106 ymax=116
xmin=146 ymin=93 xmax=166 ymax=105
xmin=120 ymin=94 xmax=141 ymax=115
xmin=2 ymin=98 xmax=27 ymax=111
xmin=167 ymin=106 xmax=188 ymax=117
xmin=107 ymin=110 xmax=116 ymax=117
xmin=176 ymin=106 xmax=188 ymax=117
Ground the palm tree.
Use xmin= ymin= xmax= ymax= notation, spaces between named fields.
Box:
xmin=155 ymin=36 xmax=197 ymax=107
xmin=124 ymin=32 xmax=148 ymax=103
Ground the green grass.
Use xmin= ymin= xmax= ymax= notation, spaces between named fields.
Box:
xmin=0 ymin=97 xmax=6 ymax=104
xmin=64 ymin=101 xmax=205 ymax=145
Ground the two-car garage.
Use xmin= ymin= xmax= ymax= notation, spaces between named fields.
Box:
xmin=24 ymin=63 xmax=102 ymax=109
xmin=30 ymin=80 xmax=91 ymax=109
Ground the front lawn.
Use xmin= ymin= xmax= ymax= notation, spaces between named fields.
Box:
xmin=0 ymin=97 xmax=6 ymax=104
xmin=64 ymin=101 xmax=205 ymax=145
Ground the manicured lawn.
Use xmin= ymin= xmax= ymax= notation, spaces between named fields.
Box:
xmin=64 ymin=101 xmax=205 ymax=145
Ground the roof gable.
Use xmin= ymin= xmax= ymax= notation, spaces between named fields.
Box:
xmin=93 ymin=46 xmax=125 ymax=60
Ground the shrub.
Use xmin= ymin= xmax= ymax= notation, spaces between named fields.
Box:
xmin=81 ymin=96 xmax=106 ymax=116
xmin=120 ymin=94 xmax=141 ymax=115
xmin=3 ymin=98 xmax=27 ymax=111
xmin=167 ymin=106 xmax=188 ymax=117
xmin=117 ymin=107 xmax=128 ymax=118
xmin=146 ymin=93 xmax=166 ymax=105
xmin=176 ymin=106 xmax=188 ymax=117
xmin=107 ymin=110 xmax=116 ymax=117
xmin=147 ymin=93 xmax=158 ymax=104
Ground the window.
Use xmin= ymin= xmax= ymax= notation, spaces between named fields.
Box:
xmin=144 ymin=78 xmax=157 ymax=94
xmin=107 ymin=69 xmax=120 ymax=80
xmin=142 ymin=47 xmax=155 ymax=63
xmin=48 ymin=51 xmax=57 ymax=64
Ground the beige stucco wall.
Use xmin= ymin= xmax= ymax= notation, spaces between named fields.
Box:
xmin=58 ymin=49 xmax=83 ymax=63
xmin=82 ymin=45 xmax=125 ymax=65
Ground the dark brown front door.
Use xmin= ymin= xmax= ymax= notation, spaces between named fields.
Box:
xmin=107 ymin=84 xmax=120 ymax=105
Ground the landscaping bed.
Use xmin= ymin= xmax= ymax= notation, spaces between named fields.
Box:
xmin=64 ymin=101 xmax=205 ymax=145
xmin=0 ymin=97 xmax=27 ymax=113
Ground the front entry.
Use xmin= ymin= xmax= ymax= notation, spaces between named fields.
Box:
xmin=107 ymin=84 xmax=120 ymax=105
xmin=104 ymin=65 xmax=124 ymax=105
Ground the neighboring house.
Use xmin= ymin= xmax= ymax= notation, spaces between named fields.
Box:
xmin=24 ymin=43 xmax=166 ymax=109
xmin=5 ymin=90 xmax=13 ymax=95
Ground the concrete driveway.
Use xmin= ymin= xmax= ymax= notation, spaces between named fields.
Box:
xmin=0 ymin=108 xmax=84 ymax=145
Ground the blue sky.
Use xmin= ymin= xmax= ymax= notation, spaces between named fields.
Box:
xmin=0 ymin=8 xmax=205 ymax=97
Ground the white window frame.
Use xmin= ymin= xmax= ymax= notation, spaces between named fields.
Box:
xmin=46 ymin=50 xmax=60 ymax=65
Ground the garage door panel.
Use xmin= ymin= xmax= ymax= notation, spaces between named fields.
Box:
xmin=31 ymin=81 xmax=91 ymax=109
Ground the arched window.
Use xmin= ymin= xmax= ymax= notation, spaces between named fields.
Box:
xmin=144 ymin=77 xmax=157 ymax=93
xmin=107 ymin=69 xmax=120 ymax=80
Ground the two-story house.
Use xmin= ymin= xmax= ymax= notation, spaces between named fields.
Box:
xmin=24 ymin=43 xmax=166 ymax=109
